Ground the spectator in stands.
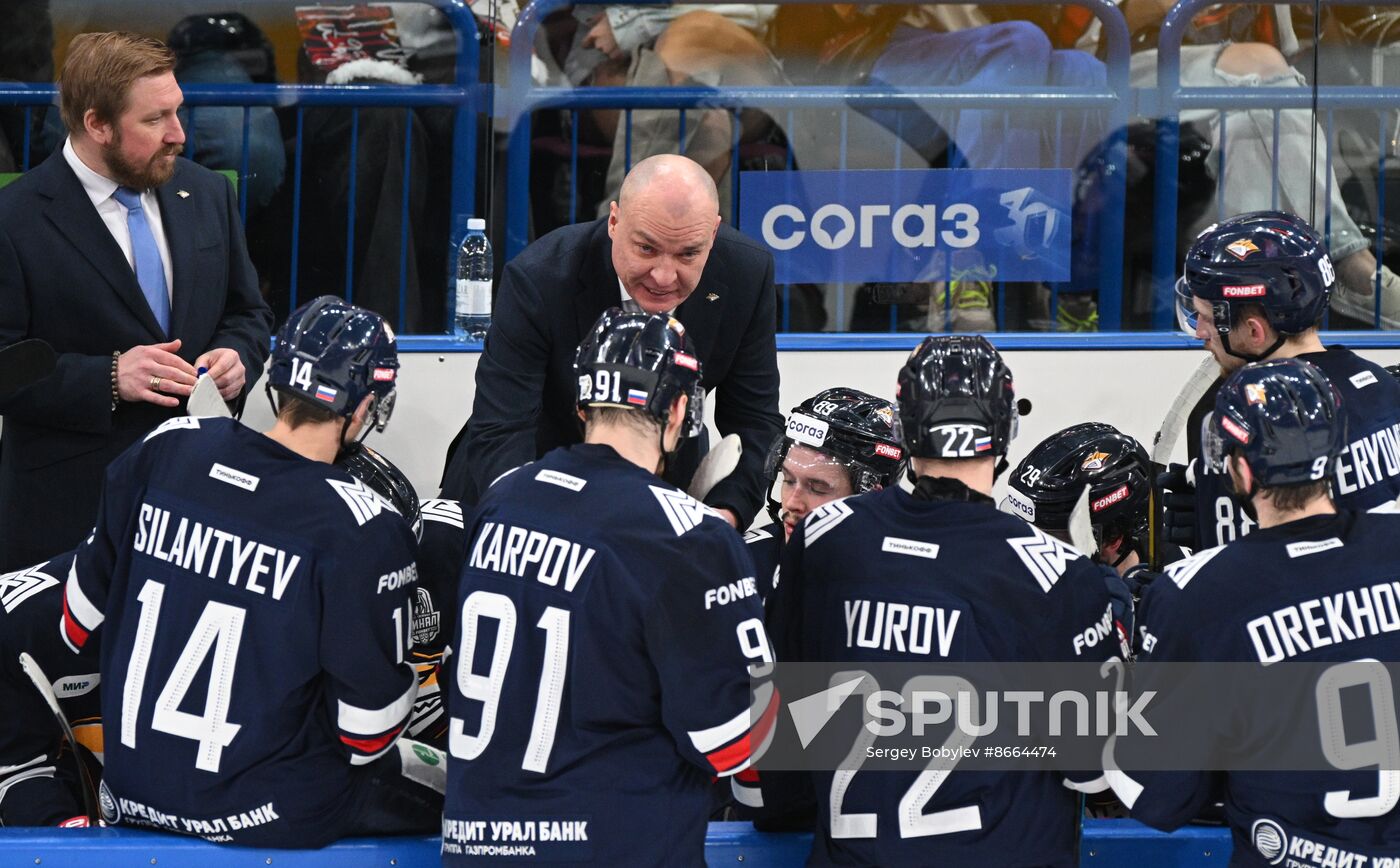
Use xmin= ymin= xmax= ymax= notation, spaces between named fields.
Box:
xmin=440 ymin=153 xmax=781 ymax=529
xmin=290 ymin=5 xmax=433 ymax=332
xmin=1072 ymin=0 xmax=1400 ymax=328
xmin=547 ymin=4 xmax=781 ymax=217
xmin=0 ymin=0 xmax=60 ymax=171
xmin=0 ymin=31 xmax=272 ymax=570
xmin=167 ymin=12 xmax=286 ymax=215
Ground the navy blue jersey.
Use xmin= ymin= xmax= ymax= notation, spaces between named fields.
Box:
xmin=408 ymin=498 xmax=467 ymax=748
xmin=744 ymin=522 xmax=784 ymax=601
xmin=1191 ymin=348 xmax=1400 ymax=548
xmin=761 ymin=485 xmax=1122 ymax=867
xmin=443 ymin=444 xmax=776 ymax=866
xmin=1116 ymin=511 xmax=1400 ymax=866
xmin=0 ymin=551 xmax=101 ymax=826
xmin=63 ymin=417 xmax=420 ymax=847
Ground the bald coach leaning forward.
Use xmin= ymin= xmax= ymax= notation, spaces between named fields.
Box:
xmin=439 ymin=154 xmax=780 ymax=528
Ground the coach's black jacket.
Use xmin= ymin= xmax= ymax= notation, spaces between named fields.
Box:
xmin=440 ymin=217 xmax=781 ymax=525
xmin=0 ymin=152 xmax=272 ymax=570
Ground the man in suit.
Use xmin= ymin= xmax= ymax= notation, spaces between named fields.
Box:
xmin=0 ymin=31 xmax=272 ymax=569
xmin=441 ymin=154 xmax=780 ymax=527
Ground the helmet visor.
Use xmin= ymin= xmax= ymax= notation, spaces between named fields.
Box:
xmin=1175 ymin=276 xmax=1200 ymax=337
xmin=1201 ymin=411 xmax=1230 ymax=474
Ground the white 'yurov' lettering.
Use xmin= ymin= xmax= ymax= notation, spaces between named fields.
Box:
xmin=844 ymin=598 xmax=960 ymax=656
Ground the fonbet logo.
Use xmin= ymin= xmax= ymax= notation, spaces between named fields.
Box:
xmin=1091 ymin=484 xmax=1131 ymax=513
xmin=760 ymin=202 xmax=981 ymax=252
xmin=1251 ymin=819 xmax=1287 ymax=865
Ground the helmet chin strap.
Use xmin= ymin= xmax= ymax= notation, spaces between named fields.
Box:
xmin=1219 ymin=329 xmax=1286 ymax=364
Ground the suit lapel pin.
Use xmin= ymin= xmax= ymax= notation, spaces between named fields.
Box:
xmin=176 ymin=190 xmax=190 ymax=199
xmin=705 ymin=293 xmax=719 ymax=302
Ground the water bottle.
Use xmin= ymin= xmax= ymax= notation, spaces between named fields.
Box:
xmin=452 ymin=218 xmax=492 ymax=340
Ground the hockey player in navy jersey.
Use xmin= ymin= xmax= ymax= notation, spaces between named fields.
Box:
xmin=746 ymin=388 xmax=904 ymax=598
xmin=1163 ymin=211 xmax=1400 ymax=550
xmin=60 ymin=296 xmax=444 ymax=848
xmin=442 ymin=309 xmax=779 ymax=866
xmin=0 ymin=550 xmax=102 ymax=827
xmin=1108 ymin=357 xmax=1400 ymax=865
xmin=337 ymin=443 xmax=460 ymax=749
xmin=759 ymin=335 xmax=1122 ymax=867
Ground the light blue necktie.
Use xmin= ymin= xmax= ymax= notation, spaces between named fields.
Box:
xmin=112 ymin=186 xmax=170 ymax=335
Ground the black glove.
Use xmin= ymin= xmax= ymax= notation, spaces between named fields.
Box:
xmin=1120 ymin=563 xmax=1161 ymax=600
xmin=1157 ymin=461 xmax=1198 ymax=549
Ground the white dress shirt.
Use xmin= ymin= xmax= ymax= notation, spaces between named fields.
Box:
xmin=618 ymin=278 xmax=674 ymax=316
xmin=63 ymin=137 xmax=175 ymax=303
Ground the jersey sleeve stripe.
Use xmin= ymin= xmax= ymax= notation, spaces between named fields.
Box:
xmin=62 ymin=567 xmax=103 ymax=638
xmin=60 ymin=595 xmax=89 ymax=653
xmin=341 ymin=725 xmax=405 ymax=765
xmin=688 ymin=682 xmax=775 ymax=753
xmin=703 ymin=684 xmax=781 ymax=776
xmin=337 ymin=678 xmax=417 ymax=736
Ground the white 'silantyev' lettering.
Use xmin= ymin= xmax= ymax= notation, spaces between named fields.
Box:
xmin=467 ymin=522 xmax=595 ymax=592
xmin=1334 ymin=422 xmax=1400 ymax=497
xmin=1246 ymin=580 xmax=1400 ymax=664
xmin=131 ymin=503 xmax=301 ymax=601
xmin=844 ymin=598 xmax=960 ymax=656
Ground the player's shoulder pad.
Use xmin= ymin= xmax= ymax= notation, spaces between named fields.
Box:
xmin=800 ymin=496 xmax=856 ymax=548
xmin=325 ymin=469 xmax=403 ymax=528
xmin=648 ymin=484 xmax=729 ymax=537
xmin=421 ymin=498 xmax=464 ymax=529
xmin=0 ymin=560 xmax=63 ymax=615
xmin=1158 ymin=543 xmax=1229 ymax=594
xmin=744 ymin=526 xmax=775 ymax=545
xmin=143 ymin=415 xmax=203 ymax=443
xmin=1004 ymin=522 xmax=1089 ymax=594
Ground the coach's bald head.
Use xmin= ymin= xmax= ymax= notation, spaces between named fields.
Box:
xmin=608 ymin=155 xmax=722 ymax=315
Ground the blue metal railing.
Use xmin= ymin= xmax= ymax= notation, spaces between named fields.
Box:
xmin=0 ymin=0 xmax=483 ymax=336
xmin=1152 ymin=0 xmax=1400 ymax=333
xmin=501 ymin=0 xmax=1132 ymax=332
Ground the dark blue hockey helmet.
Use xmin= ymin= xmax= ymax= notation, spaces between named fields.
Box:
xmin=337 ymin=443 xmax=421 ymax=540
xmin=1176 ymin=211 xmax=1335 ymax=356
xmin=1005 ymin=422 xmax=1151 ymax=546
xmin=1205 ymin=358 xmax=1345 ymax=488
xmin=575 ymin=308 xmax=704 ymax=437
xmin=764 ymin=387 xmax=905 ymax=524
xmin=268 ymin=295 xmax=399 ymax=431
xmin=897 ymin=335 xmax=1018 ymax=460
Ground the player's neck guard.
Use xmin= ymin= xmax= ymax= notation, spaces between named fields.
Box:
xmin=910 ymin=475 xmax=994 ymax=506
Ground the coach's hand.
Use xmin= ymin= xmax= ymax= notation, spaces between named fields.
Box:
xmin=1157 ymin=461 xmax=1198 ymax=548
xmin=196 ymin=347 xmax=246 ymax=400
xmin=117 ymin=339 xmax=197 ymax=408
